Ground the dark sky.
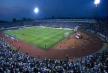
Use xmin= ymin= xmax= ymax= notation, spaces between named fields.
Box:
xmin=0 ymin=0 xmax=108 ymax=20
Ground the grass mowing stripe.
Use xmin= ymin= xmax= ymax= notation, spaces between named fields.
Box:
xmin=37 ymin=30 xmax=67 ymax=49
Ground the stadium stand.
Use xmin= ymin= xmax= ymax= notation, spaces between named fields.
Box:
xmin=0 ymin=40 xmax=108 ymax=73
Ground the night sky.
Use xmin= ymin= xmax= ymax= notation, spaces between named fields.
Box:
xmin=0 ymin=0 xmax=108 ymax=20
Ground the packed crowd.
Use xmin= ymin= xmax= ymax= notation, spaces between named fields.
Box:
xmin=0 ymin=40 xmax=108 ymax=73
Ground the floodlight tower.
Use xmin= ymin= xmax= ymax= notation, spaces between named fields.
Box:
xmin=94 ymin=0 xmax=101 ymax=18
xmin=93 ymin=0 xmax=101 ymax=33
xmin=94 ymin=0 xmax=100 ymax=7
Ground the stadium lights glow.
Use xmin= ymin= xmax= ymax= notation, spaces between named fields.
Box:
xmin=94 ymin=0 xmax=100 ymax=7
xmin=34 ymin=7 xmax=39 ymax=14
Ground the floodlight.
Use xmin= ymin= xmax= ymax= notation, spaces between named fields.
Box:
xmin=34 ymin=7 xmax=39 ymax=14
xmin=94 ymin=0 xmax=100 ymax=7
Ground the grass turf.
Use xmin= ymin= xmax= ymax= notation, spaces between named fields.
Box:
xmin=4 ymin=26 xmax=74 ymax=50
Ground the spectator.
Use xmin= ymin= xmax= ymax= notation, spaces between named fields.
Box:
xmin=0 ymin=40 xmax=108 ymax=73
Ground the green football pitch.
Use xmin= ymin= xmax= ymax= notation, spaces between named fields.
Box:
xmin=4 ymin=26 xmax=75 ymax=50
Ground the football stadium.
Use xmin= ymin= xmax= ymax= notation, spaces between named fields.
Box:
xmin=0 ymin=0 xmax=108 ymax=73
